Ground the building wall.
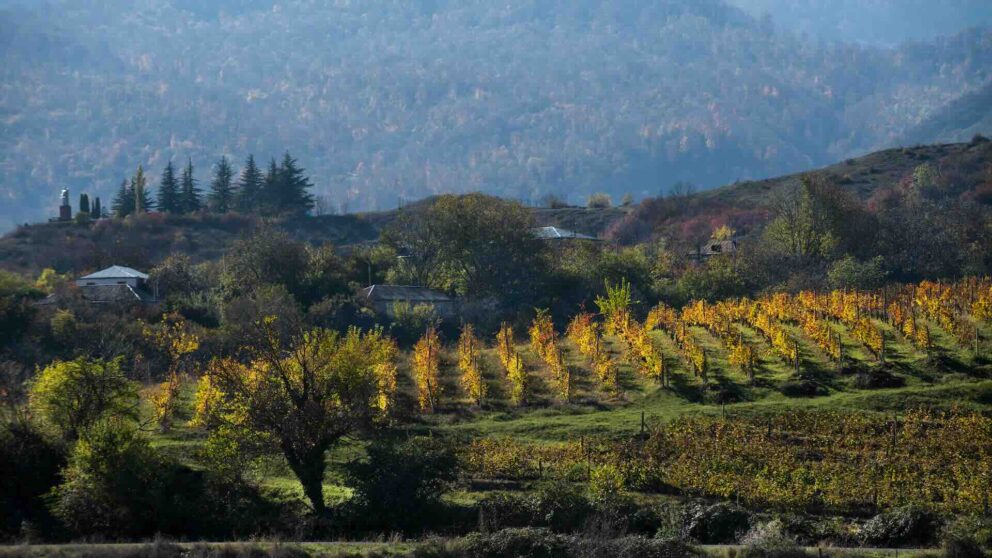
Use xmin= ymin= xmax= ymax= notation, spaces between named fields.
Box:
xmin=76 ymin=277 xmax=142 ymax=288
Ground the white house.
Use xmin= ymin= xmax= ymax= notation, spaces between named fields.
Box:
xmin=72 ymin=265 xmax=157 ymax=304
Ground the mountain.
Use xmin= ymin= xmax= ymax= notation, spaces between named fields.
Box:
xmin=900 ymin=82 xmax=992 ymax=146
xmin=728 ymin=0 xmax=992 ymax=45
xmin=1 ymin=0 xmax=991 ymax=231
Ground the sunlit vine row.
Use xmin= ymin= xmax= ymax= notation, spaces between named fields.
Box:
xmin=530 ymin=309 xmax=571 ymax=400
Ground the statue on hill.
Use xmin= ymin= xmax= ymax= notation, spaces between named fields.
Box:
xmin=59 ymin=188 xmax=71 ymax=221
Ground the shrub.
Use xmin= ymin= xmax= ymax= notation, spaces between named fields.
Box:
xmin=685 ymin=502 xmax=750 ymax=544
xmin=779 ymin=380 xmax=825 ymax=398
xmin=341 ymin=437 xmax=459 ymax=533
xmin=852 ymin=368 xmax=905 ymax=389
xmin=943 ymin=536 xmax=987 ymax=558
xmin=587 ymin=193 xmax=613 ymax=209
xmin=461 ymin=528 xmax=571 ymax=558
xmin=49 ymin=418 xmax=223 ymax=538
xmin=859 ymin=506 xmax=943 ymax=548
xmin=28 ymin=356 xmax=139 ymax=441
xmin=478 ymin=481 xmax=593 ymax=534
xmin=739 ymin=520 xmax=811 ymax=558
xmin=0 ymin=418 xmax=66 ymax=539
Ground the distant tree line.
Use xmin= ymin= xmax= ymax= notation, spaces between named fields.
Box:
xmin=111 ymin=153 xmax=314 ymax=218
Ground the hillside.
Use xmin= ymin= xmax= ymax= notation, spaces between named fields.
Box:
xmin=1 ymin=140 xmax=986 ymax=275
xmin=610 ymin=138 xmax=992 ymax=243
xmin=2 ymin=0 xmax=992 ymax=231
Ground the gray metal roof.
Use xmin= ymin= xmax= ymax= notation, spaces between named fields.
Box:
xmin=361 ymin=285 xmax=454 ymax=303
xmin=532 ymin=226 xmax=600 ymax=241
xmin=79 ymin=265 xmax=149 ymax=280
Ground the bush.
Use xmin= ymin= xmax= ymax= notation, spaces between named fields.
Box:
xmin=340 ymin=437 xmax=459 ymax=534
xmin=587 ymin=193 xmax=613 ymax=209
xmin=852 ymin=368 xmax=905 ymax=389
xmin=943 ymin=536 xmax=987 ymax=558
xmin=779 ymin=380 xmax=825 ymax=398
xmin=860 ymin=506 xmax=943 ymax=548
xmin=461 ymin=528 xmax=571 ymax=558
xmin=47 ymin=418 xmax=277 ymax=539
xmin=0 ymin=418 xmax=66 ymax=539
xmin=739 ymin=520 xmax=811 ymax=558
xmin=685 ymin=502 xmax=750 ymax=544
xmin=478 ymin=481 xmax=593 ymax=534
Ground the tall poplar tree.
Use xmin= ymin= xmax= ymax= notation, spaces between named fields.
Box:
xmin=132 ymin=165 xmax=152 ymax=214
xmin=78 ymin=193 xmax=90 ymax=215
xmin=92 ymin=197 xmax=102 ymax=218
xmin=179 ymin=159 xmax=202 ymax=214
xmin=157 ymin=161 xmax=180 ymax=213
xmin=237 ymin=154 xmax=263 ymax=213
xmin=208 ymin=156 xmax=236 ymax=213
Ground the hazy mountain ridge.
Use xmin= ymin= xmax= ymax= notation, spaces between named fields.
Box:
xmin=1 ymin=0 xmax=991 ymax=231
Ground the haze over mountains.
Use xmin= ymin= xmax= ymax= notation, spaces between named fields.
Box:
xmin=1 ymin=0 xmax=991 ymax=231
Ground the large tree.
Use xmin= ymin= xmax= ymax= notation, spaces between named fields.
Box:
xmin=207 ymin=156 xmax=236 ymax=213
xmin=194 ymin=325 xmax=396 ymax=515
xmin=383 ymin=193 xmax=546 ymax=302
xmin=236 ymin=154 xmax=263 ymax=213
xmin=179 ymin=159 xmax=202 ymax=214
xmin=156 ymin=161 xmax=181 ymax=213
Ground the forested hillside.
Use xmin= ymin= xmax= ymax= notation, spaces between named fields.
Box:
xmin=729 ymin=0 xmax=992 ymax=44
xmin=1 ymin=0 xmax=991 ymax=231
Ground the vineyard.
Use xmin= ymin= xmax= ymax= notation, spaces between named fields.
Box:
xmin=461 ymin=410 xmax=992 ymax=515
xmin=400 ymin=277 xmax=992 ymax=414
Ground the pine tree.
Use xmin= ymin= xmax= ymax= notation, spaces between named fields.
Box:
xmin=78 ymin=193 xmax=90 ymax=215
xmin=92 ymin=197 xmax=102 ymax=218
xmin=236 ymin=154 xmax=263 ymax=213
xmin=157 ymin=161 xmax=180 ymax=213
xmin=277 ymin=152 xmax=315 ymax=215
xmin=260 ymin=157 xmax=280 ymax=215
xmin=207 ymin=156 xmax=236 ymax=213
xmin=111 ymin=178 xmax=134 ymax=218
xmin=179 ymin=159 xmax=202 ymax=214
xmin=132 ymin=165 xmax=153 ymax=214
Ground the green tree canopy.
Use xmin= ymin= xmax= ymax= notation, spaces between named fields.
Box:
xmin=208 ymin=156 xmax=236 ymax=213
xmin=28 ymin=357 xmax=139 ymax=441
xmin=157 ymin=160 xmax=181 ymax=213
xmin=194 ymin=325 xmax=397 ymax=514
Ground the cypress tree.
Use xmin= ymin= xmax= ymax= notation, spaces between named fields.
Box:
xmin=78 ymin=193 xmax=90 ymax=215
xmin=276 ymin=152 xmax=315 ymax=215
xmin=133 ymin=165 xmax=153 ymax=214
xmin=207 ymin=156 xmax=236 ymax=213
xmin=157 ymin=160 xmax=180 ymax=213
xmin=111 ymin=179 xmax=134 ymax=218
xmin=92 ymin=197 xmax=102 ymax=218
xmin=236 ymin=154 xmax=263 ymax=213
xmin=179 ymin=159 xmax=202 ymax=214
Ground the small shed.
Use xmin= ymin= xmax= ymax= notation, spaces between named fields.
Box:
xmin=360 ymin=285 xmax=457 ymax=319
xmin=687 ymin=240 xmax=738 ymax=263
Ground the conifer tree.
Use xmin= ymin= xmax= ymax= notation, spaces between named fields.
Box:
xmin=132 ymin=165 xmax=152 ymax=214
xmin=157 ymin=160 xmax=180 ymax=213
xmin=92 ymin=197 xmax=102 ymax=218
xmin=276 ymin=152 xmax=315 ymax=215
xmin=236 ymin=154 xmax=263 ymax=213
xmin=179 ymin=158 xmax=202 ymax=214
xmin=207 ymin=156 xmax=236 ymax=213
xmin=111 ymin=178 xmax=134 ymax=218
xmin=260 ymin=157 xmax=280 ymax=215
xmin=78 ymin=193 xmax=90 ymax=215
